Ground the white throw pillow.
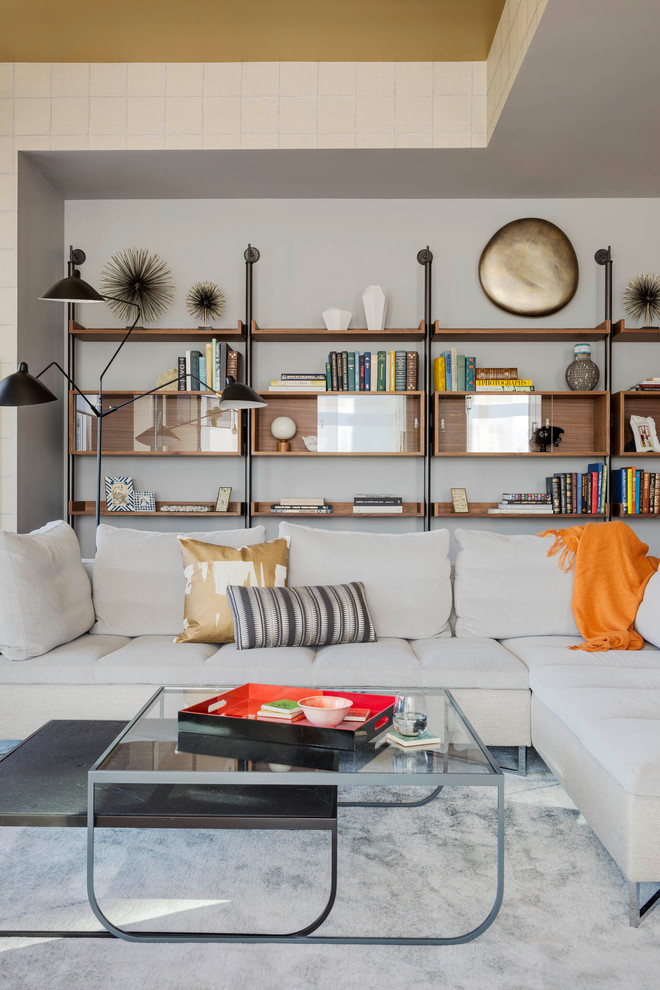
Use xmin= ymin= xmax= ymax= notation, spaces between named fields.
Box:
xmin=92 ymin=524 xmax=266 ymax=636
xmin=0 ymin=520 xmax=94 ymax=661
xmin=279 ymin=522 xmax=451 ymax=639
xmin=635 ymin=571 xmax=660 ymax=648
xmin=454 ymin=528 xmax=579 ymax=638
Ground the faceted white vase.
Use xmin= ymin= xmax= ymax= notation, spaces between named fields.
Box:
xmin=362 ymin=285 xmax=387 ymax=332
xmin=322 ymin=307 xmax=351 ymax=332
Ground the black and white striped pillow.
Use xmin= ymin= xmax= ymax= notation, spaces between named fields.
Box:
xmin=226 ymin=582 xmax=376 ymax=650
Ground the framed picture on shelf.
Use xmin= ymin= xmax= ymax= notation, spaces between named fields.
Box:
xmin=630 ymin=415 xmax=660 ymax=452
xmin=215 ymin=486 xmax=232 ymax=512
xmin=105 ymin=476 xmax=134 ymax=512
xmin=451 ymin=488 xmax=470 ymax=513
xmin=132 ymin=490 xmax=156 ymax=512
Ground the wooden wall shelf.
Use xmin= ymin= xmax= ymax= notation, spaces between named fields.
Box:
xmin=250 ymin=320 xmax=425 ymax=342
xmin=69 ymin=390 xmax=242 ymax=456
xmin=433 ymin=502 xmax=608 ymax=519
xmin=251 ymin=501 xmax=424 ymax=517
xmin=432 ymin=321 xmax=610 ymax=343
xmin=433 ymin=391 xmax=610 ymax=457
xmin=69 ymin=320 xmax=245 ymax=343
xmin=611 ymin=505 xmax=659 ymax=518
xmin=612 ymin=319 xmax=660 ymax=342
xmin=612 ymin=390 xmax=660 ymax=456
xmin=69 ymin=501 xmax=243 ymax=517
xmin=251 ymin=391 xmax=424 ymax=456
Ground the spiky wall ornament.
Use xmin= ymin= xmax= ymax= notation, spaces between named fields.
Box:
xmin=186 ymin=281 xmax=226 ymax=326
xmin=100 ymin=248 xmax=175 ymax=325
xmin=623 ymin=272 xmax=660 ymax=328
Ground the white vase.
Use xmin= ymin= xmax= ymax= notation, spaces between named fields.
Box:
xmin=362 ymin=285 xmax=387 ymax=332
xmin=322 ymin=307 xmax=351 ymax=332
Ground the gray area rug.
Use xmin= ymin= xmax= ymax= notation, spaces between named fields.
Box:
xmin=0 ymin=747 xmax=656 ymax=990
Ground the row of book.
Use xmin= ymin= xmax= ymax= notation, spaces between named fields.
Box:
xmin=324 ymin=351 xmax=418 ymax=392
xmin=487 ymin=466 xmax=608 ymax=515
xmin=433 ymin=358 xmax=534 ymax=392
xmin=612 ymin=468 xmax=660 ymax=514
xmin=267 ymin=495 xmax=404 ymax=514
xmin=177 ymin=342 xmax=240 ymax=392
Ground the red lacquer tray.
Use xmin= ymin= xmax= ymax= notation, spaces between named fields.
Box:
xmin=178 ymin=682 xmax=395 ymax=751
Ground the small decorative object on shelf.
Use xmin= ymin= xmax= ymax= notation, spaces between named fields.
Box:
xmin=161 ymin=503 xmax=212 ymax=513
xmin=393 ymin=693 xmax=428 ymax=738
xmin=156 ymin=367 xmax=180 ymax=391
xmin=100 ymin=248 xmax=175 ymax=325
xmin=104 ymin=475 xmax=134 ymax=511
xmin=362 ymin=284 xmax=387 ymax=332
xmin=215 ymin=486 xmax=232 ymax=512
xmin=270 ymin=415 xmax=297 ymax=452
xmin=630 ymin=415 xmax=660 ymax=452
xmin=131 ymin=490 xmax=156 ymax=512
xmin=450 ymin=488 xmax=469 ymax=513
xmin=186 ymin=281 xmax=225 ymax=327
xmin=478 ymin=217 xmax=579 ymax=317
xmin=322 ymin=307 xmax=351 ymax=332
xmin=302 ymin=435 xmax=318 ymax=451
xmin=565 ymin=344 xmax=600 ymax=391
xmin=533 ymin=423 xmax=564 ymax=452
xmin=623 ymin=272 xmax=660 ymax=328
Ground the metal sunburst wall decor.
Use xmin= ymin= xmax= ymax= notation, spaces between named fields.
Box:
xmin=100 ymin=248 xmax=175 ymax=325
xmin=623 ymin=273 xmax=660 ymax=328
xmin=186 ymin=281 xmax=226 ymax=327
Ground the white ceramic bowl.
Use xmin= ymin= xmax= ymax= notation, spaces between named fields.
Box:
xmin=299 ymin=696 xmax=353 ymax=727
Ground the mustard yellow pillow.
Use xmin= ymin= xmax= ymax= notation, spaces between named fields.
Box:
xmin=175 ymin=537 xmax=289 ymax=644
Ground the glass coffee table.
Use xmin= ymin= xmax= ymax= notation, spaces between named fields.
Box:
xmin=87 ymin=686 xmax=504 ymax=945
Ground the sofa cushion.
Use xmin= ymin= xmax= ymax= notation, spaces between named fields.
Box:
xmin=91 ymin=524 xmax=266 ymax=637
xmin=412 ymin=637 xmax=529 ymax=689
xmin=530 ymin=666 xmax=660 ymax=797
xmin=227 ymin=582 xmax=376 ymax=650
xmin=454 ymin=529 xmax=579 ymax=638
xmin=0 ymin=520 xmax=95 ymax=661
xmin=0 ymin=633 xmax=129 ymax=684
xmin=310 ymin=639 xmax=421 ymax=687
xmin=203 ymin=643 xmax=316 ymax=686
xmin=279 ymin=522 xmax=451 ymax=639
xmin=635 ymin=570 xmax=660 ymax=648
xmin=175 ymin=537 xmax=288 ymax=644
xmin=502 ymin=637 xmax=660 ymax=671
xmin=94 ymin=636 xmax=218 ymax=685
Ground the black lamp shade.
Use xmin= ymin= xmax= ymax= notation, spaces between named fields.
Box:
xmin=218 ymin=378 xmax=267 ymax=410
xmin=39 ymin=270 xmax=105 ymax=303
xmin=0 ymin=362 xmax=57 ymax=407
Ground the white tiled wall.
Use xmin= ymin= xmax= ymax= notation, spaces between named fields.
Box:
xmin=0 ymin=9 xmax=545 ymax=528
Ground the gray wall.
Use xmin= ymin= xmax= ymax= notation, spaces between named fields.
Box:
xmin=17 ymin=155 xmax=65 ymax=532
xmin=64 ymin=197 xmax=660 ymax=557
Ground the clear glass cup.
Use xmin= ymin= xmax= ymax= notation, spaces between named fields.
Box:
xmin=393 ymin=693 xmax=428 ymax=737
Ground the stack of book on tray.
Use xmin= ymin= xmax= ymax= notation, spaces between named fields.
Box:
xmin=177 ymin=342 xmax=240 ymax=391
xmin=269 ymin=497 xmax=333 ymax=515
xmin=353 ymin=494 xmax=403 ymax=514
xmin=635 ymin=377 xmax=660 ymax=391
xmin=612 ymin=468 xmax=660 ymax=514
xmin=326 ymin=351 xmax=418 ymax=391
xmin=257 ymin=699 xmax=304 ymax=721
xmin=487 ymin=493 xmax=553 ymax=515
xmin=268 ymin=372 xmax=327 ymax=392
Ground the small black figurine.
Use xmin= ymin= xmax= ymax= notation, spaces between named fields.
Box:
xmin=534 ymin=425 xmax=564 ymax=452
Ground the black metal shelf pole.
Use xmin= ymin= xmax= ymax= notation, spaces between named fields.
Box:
xmin=417 ymin=247 xmax=434 ymax=531
xmin=243 ymin=244 xmax=260 ymax=528
xmin=595 ymin=246 xmax=613 ymax=520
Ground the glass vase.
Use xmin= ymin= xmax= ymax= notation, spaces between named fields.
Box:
xmin=565 ymin=344 xmax=600 ymax=391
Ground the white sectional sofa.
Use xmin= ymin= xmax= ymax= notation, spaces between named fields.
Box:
xmin=0 ymin=520 xmax=658 ymax=925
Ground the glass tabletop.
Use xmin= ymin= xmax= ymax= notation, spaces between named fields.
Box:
xmin=91 ymin=687 xmax=500 ymax=784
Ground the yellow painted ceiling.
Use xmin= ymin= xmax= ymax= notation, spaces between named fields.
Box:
xmin=1 ymin=0 xmax=505 ymax=63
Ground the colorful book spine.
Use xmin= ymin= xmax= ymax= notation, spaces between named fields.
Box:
xmin=347 ymin=351 xmax=356 ymax=392
xmin=226 ymin=347 xmax=240 ymax=383
xmin=457 ymin=354 xmax=466 ymax=391
xmin=389 ymin=350 xmax=396 ymax=391
xmin=211 ymin=337 xmax=218 ymax=390
xmin=450 ymin=348 xmax=458 ymax=392
xmin=325 ymin=361 xmax=332 ymax=390
xmin=364 ymin=351 xmax=371 ymax=391
xmin=394 ymin=351 xmax=406 ymax=391
xmin=329 ymin=351 xmax=338 ymax=391
xmin=177 ymin=355 xmax=186 ymax=391
xmin=341 ymin=351 xmax=349 ymax=391
xmin=406 ymin=351 xmax=418 ymax=391
xmin=377 ymin=351 xmax=387 ymax=391
xmin=359 ymin=354 xmax=365 ymax=391
xmin=434 ymin=355 xmax=446 ymax=392
xmin=442 ymin=351 xmax=451 ymax=391
xmin=205 ymin=343 xmax=213 ymax=390
xmin=465 ymin=356 xmax=476 ymax=391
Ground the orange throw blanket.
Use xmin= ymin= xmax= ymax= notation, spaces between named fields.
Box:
xmin=538 ymin=522 xmax=659 ymax=651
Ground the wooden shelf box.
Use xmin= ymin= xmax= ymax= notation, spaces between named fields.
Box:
xmin=69 ymin=390 xmax=242 ymax=456
xmin=433 ymin=391 xmax=609 ymax=457
xmin=612 ymin=391 xmax=660 ymax=457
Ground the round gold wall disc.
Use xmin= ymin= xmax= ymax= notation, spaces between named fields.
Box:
xmin=478 ymin=218 xmax=579 ymax=317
